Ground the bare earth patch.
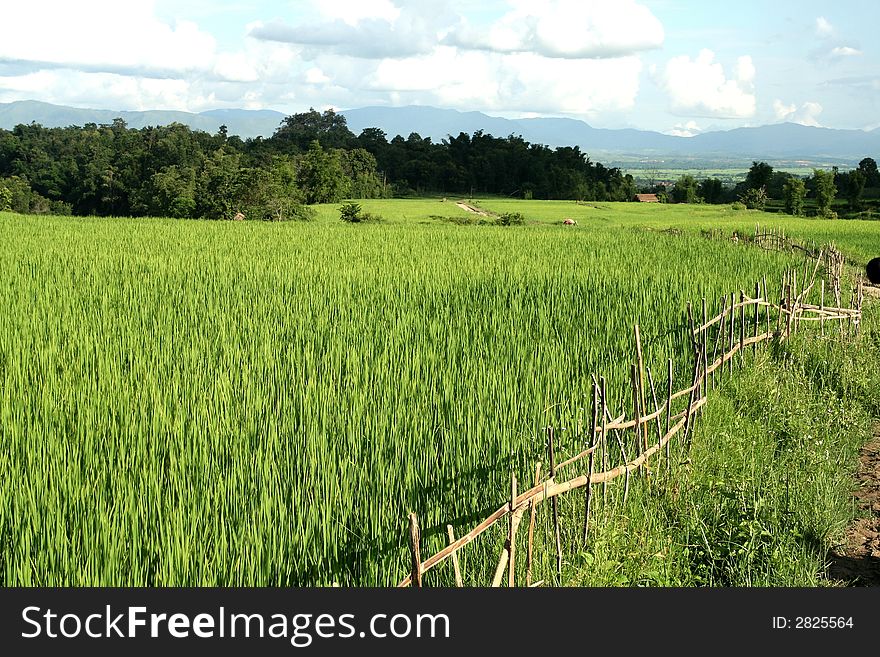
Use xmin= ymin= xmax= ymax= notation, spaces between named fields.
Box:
xmin=455 ymin=201 xmax=489 ymax=216
xmin=826 ymin=425 xmax=880 ymax=586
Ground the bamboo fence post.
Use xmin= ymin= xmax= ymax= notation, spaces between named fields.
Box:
xmin=777 ymin=272 xmax=785 ymax=338
xmin=582 ymin=382 xmax=598 ymax=545
xmin=687 ymin=302 xmax=697 ymax=356
xmin=548 ymin=426 xmax=562 ymax=576
xmin=791 ymin=270 xmax=797 ymax=336
xmin=753 ymin=282 xmax=760 ymax=351
xmin=728 ymin=291 xmax=735 ymax=375
xmin=491 ymin=544 xmax=509 ymax=587
xmin=665 ymin=359 xmax=673 ymax=463
xmin=631 ymin=364 xmax=643 ymax=475
xmin=714 ymin=295 xmax=726 ymax=386
xmin=684 ymin=348 xmax=701 ymax=448
xmin=634 ymin=324 xmax=648 ymax=455
xmin=763 ymin=276 xmax=770 ymax=338
xmin=526 ymin=462 xmax=541 ymax=587
xmin=409 ymin=512 xmax=422 ymax=588
xmin=739 ymin=290 xmax=745 ymax=367
xmin=820 ymin=280 xmax=825 ymax=337
xmin=508 ymin=473 xmax=518 ymax=588
xmin=701 ymin=298 xmax=709 ymax=399
xmin=601 ymin=376 xmax=609 ymax=502
xmin=447 ymin=525 xmax=463 ymax=587
xmin=646 ymin=366 xmax=663 ymax=449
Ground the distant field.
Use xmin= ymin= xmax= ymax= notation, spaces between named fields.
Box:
xmin=323 ymin=198 xmax=880 ymax=263
xmin=0 ymin=202 xmax=873 ymax=586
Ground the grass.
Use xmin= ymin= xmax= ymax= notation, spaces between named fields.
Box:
xmin=0 ymin=201 xmax=875 ymax=587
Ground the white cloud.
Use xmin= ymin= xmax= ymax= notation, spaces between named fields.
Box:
xmin=305 ymin=68 xmax=330 ymax=85
xmin=815 ymin=17 xmax=834 ymax=37
xmin=773 ymin=99 xmax=823 ymax=127
xmin=367 ymin=46 xmax=642 ymax=116
xmin=213 ymin=54 xmax=260 ymax=83
xmin=661 ymin=49 xmax=756 ymax=118
xmin=735 ymin=56 xmax=755 ymax=83
xmin=829 ymin=46 xmax=862 ymax=57
xmin=0 ymin=1 xmax=217 ymax=76
xmin=0 ymin=70 xmax=201 ymax=111
xmin=666 ymin=120 xmax=701 ymax=137
xmin=316 ymin=0 xmax=401 ymax=26
xmin=451 ymin=0 xmax=664 ymax=59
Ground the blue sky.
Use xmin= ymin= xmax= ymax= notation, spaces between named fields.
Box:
xmin=0 ymin=0 xmax=876 ymax=134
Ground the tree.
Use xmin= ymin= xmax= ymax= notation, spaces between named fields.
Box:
xmin=745 ymin=161 xmax=773 ymax=191
xmin=857 ymin=157 xmax=878 ymax=187
xmin=672 ymin=174 xmax=699 ymax=203
xmin=698 ymin=177 xmax=724 ymax=204
xmin=739 ymin=186 xmax=768 ymax=210
xmin=782 ymin=176 xmax=806 ymax=216
xmin=273 ymin=108 xmax=355 ymax=151
xmin=296 ymin=140 xmax=349 ymax=204
xmin=845 ymin=169 xmax=866 ymax=210
xmin=812 ymin=168 xmax=837 ymax=217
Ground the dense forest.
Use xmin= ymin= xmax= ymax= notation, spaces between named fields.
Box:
xmin=0 ymin=108 xmax=637 ymax=219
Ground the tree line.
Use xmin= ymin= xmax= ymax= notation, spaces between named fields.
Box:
xmin=661 ymin=158 xmax=879 ymax=218
xmin=0 ymin=108 xmax=638 ymax=219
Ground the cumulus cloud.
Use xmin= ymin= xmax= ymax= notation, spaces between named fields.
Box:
xmin=815 ymin=17 xmax=834 ymax=37
xmin=666 ymin=120 xmax=702 ymax=137
xmin=0 ymin=70 xmax=205 ymax=111
xmin=829 ymin=46 xmax=862 ymax=58
xmin=773 ymin=99 xmax=823 ymax=127
xmin=252 ymin=0 xmax=663 ymax=61
xmin=248 ymin=1 xmax=459 ymax=59
xmin=661 ymin=50 xmax=756 ymax=118
xmin=0 ymin=0 xmax=217 ymax=77
xmin=366 ymin=46 xmax=642 ymax=115
xmin=249 ymin=16 xmax=437 ymax=59
xmin=448 ymin=0 xmax=664 ymax=59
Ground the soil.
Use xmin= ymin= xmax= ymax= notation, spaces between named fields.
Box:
xmin=455 ymin=201 xmax=489 ymax=216
xmin=826 ymin=425 xmax=880 ymax=586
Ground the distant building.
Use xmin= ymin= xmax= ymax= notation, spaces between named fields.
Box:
xmin=634 ymin=194 xmax=659 ymax=203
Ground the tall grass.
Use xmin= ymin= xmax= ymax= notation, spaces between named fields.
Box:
xmin=0 ymin=210 xmax=816 ymax=585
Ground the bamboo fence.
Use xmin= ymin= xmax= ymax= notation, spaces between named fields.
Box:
xmin=398 ymin=241 xmax=865 ymax=588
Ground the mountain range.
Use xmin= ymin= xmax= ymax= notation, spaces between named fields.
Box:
xmin=2 ymin=100 xmax=877 ymax=165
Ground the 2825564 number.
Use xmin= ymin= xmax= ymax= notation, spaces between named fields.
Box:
xmin=795 ymin=617 xmax=853 ymax=629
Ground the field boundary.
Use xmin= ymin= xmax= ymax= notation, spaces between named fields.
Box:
xmin=399 ymin=244 xmax=865 ymax=587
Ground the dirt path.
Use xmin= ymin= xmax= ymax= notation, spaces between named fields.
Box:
xmin=826 ymin=424 xmax=880 ymax=586
xmin=455 ymin=201 xmax=489 ymax=216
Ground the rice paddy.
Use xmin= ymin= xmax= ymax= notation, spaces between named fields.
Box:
xmin=0 ymin=203 xmax=874 ymax=586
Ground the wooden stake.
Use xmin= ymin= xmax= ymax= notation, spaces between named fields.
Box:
xmin=582 ymin=382 xmax=598 ymax=545
xmin=646 ymin=367 xmax=663 ymax=450
xmin=701 ymin=298 xmax=709 ymax=398
xmin=631 ymin=363 xmax=643 ymax=465
xmin=665 ymin=359 xmax=673 ymax=463
xmin=548 ymin=426 xmax=562 ymax=576
xmin=820 ymin=280 xmax=825 ymax=337
xmin=634 ymin=324 xmax=648 ymax=455
xmin=753 ymin=282 xmax=760 ymax=351
xmin=729 ymin=292 xmax=735 ymax=375
xmin=600 ymin=376 xmax=609 ymax=502
xmin=409 ymin=512 xmax=422 ymax=588
xmin=508 ymin=473 xmax=518 ymax=588
xmin=526 ymin=462 xmax=541 ymax=587
xmin=447 ymin=525 xmax=463 ymax=587
xmin=739 ymin=290 xmax=745 ymax=367
xmin=491 ymin=546 xmax=509 ymax=587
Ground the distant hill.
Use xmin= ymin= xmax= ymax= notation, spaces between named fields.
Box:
xmin=2 ymin=100 xmax=878 ymax=163
xmin=343 ymin=106 xmax=880 ymax=162
xmin=0 ymin=100 xmax=285 ymax=140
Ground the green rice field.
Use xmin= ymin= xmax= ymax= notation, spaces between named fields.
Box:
xmin=1 ymin=202 xmax=876 ymax=586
